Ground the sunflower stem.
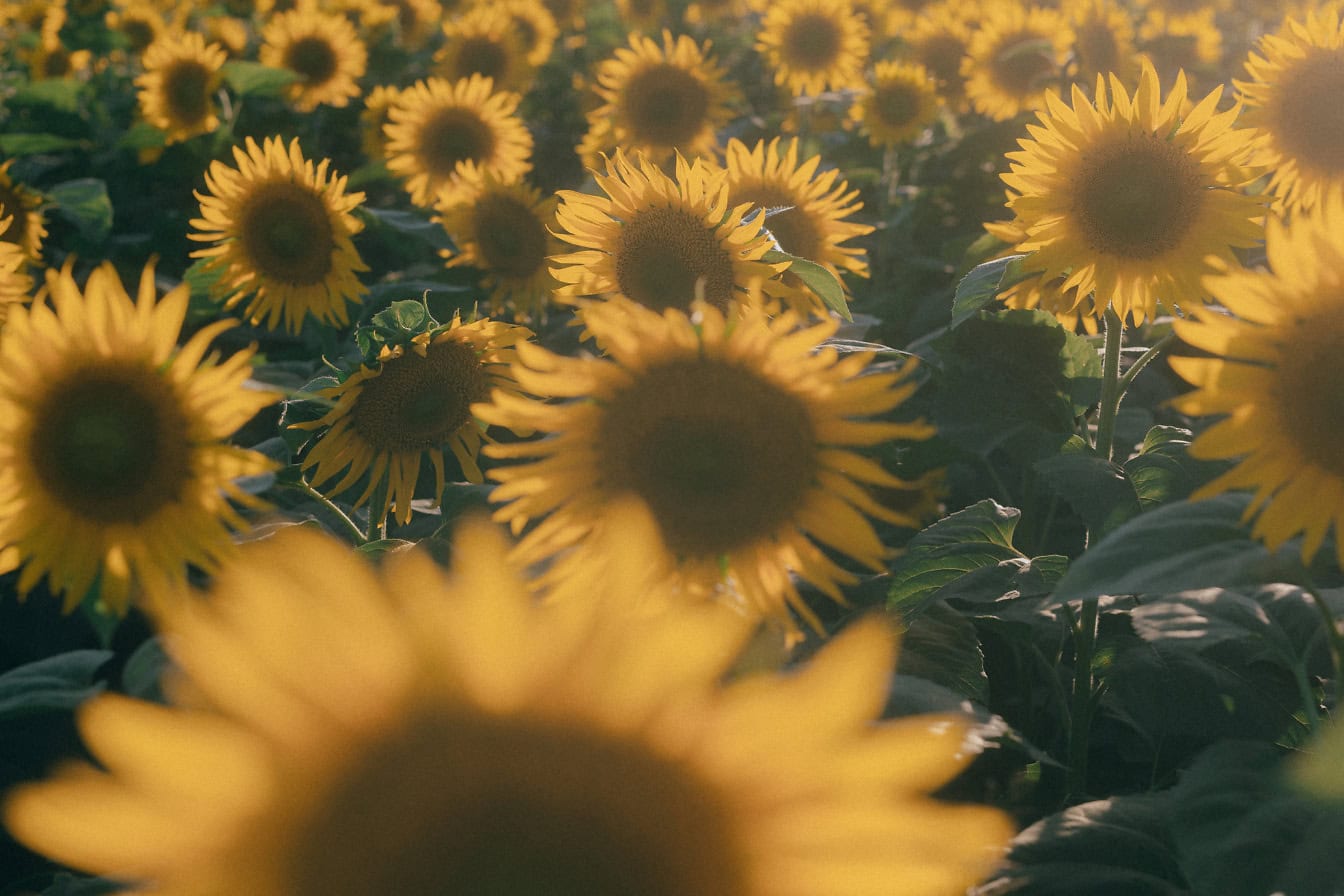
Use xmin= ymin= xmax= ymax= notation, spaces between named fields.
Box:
xmin=1303 ymin=577 xmax=1344 ymax=716
xmin=1066 ymin=598 xmax=1100 ymax=802
xmin=365 ymin=477 xmax=389 ymax=542
xmin=1093 ymin=306 xmax=1125 ymax=462
xmin=882 ymin=145 xmax=901 ymax=211
xmin=1117 ymin=329 xmax=1176 ymax=396
xmin=281 ymin=478 xmax=367 ymax=545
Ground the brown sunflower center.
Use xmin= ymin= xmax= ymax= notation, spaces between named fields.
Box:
xmin=1269 ymin=49 xmax=1344 ymax=175
xmin=782 ymin=12 xmax=842 ymax=72
xmin=1073 ymin=20 xmax=1120 ymax=76
xmin=988 ymin=30 xmax=1057 ymax=99
xmin=1273 ymin=305 xmax=1344 ymax=478
xmin=451 ymin=36 xmax=510 ymax=82
xmin=472 ymin=193 xmax=548 ymax=279
xmin=614 ymin=207 xmax=737 ymax=311
xmin=285 ymin=35 xmax=338 ymax=85
xmin=417 ymin=108 xmax=496 ymax=177
xmin=916 ymin=34 xmax=968 ymax=92
xmin=29 ymin=363 xmax=192 ymax=524
xmin=121 ymin=18 xmax=157 ymax=53
xmin=41 ymin=47 xmax=74 ymax=78
xmin=598 ymin=357 xmax=817 ymax=558
xmin=163 ymin=60 xmax=213 ymax=126
xmin=238 ymin=182 xmax=336 ymax=286
xmin=873 ymin=80 xmax=923 ymax=127
xmin=737 ymin=184 xmax=821 ymax=263
xmin=289 ymin=712 xmax=744 ymax=896
xmin=619 ymin=63 xmax=711 ymax=149
xmin=350 ymin=340 xmax=487 ymax=453
xmin=1070 ymin=132 xmax=1206 ymax=259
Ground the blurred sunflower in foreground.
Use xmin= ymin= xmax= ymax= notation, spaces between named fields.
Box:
xmin=478 ymin=298 xmax=934 ymax=637
xmin=999 ymin=62 xmax=1264 ymax=323
xmin=190 ymin=136 xmax=369 ymax=333
xmin=135 ymin=31 xmax=228 ymax=145
xmin=0 ymin=262 xmax=276 ymax=614
xmin=1171 ymin=190 xmax=1344 ymax=562
xmin=4 ymin=519 xmax=1014 ymax=894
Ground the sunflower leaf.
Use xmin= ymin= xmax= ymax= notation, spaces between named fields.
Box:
xmin=950 ymin=253 xmax=1036 ymax=329
xmin=46 ymin=178 xmax=113 ymax=245
xmin=0 ymin=650 xmax=112 ymax=720
xmin=0 ymin=133 xmax=84 ymax=156
xmin=220 ymin=60 xmax=299 ymax=96
xmin=762 ymin=248 xmax=851 ymax=321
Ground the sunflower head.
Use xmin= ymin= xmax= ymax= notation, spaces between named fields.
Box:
xmin=850 ymin=59 xmax=942 ymax=147
xmin=0 ymin=213 xmax=33 ymax=311
xmin=1063 ymin=0 xmax=1139 ymax=88
xmin=105 ymin=0 xmax=167 ymax=55
xmin=189 ymin=135 xmax=369 ymax=333
xmin=756 ymin=0 xmax=871 ymax=98
xmin=433 ymin=4 xmax=535 ymax=92
xmin=962 ymin=1 xmax=1071 ymax=121
xmin=901 ymin=1 xmax=976 ymax=110
xmin=1136 ymin=7 xmax=1222 ymax=90
xmin=135 ymin=31 xmax=228 ymax=144
xmin=259 ymin=7 xmax=368 ymax=111
xmin=0 ymin=161 xmax=47 ymax=268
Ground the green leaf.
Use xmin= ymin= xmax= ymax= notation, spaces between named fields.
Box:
xmin=1125 ymin=425 xmax=1231 ymax=509
xmin=356 ymin=298 xmax=437 ymax=361
xmin=0 ymin=133 xmax=83 ymax=156
xmin=42 ymin=873 xmax=124 ymax=896
xmin=360 ymin=206 xmax=453 ymax=251
xmin=1128 ymin=589 xmax=1299 ymax=669
xmin=1034 ymin=444 xmax=1143 ymax=539
xmin=886 ymin=500 xmax=1025 ymax=616
xmin=11 ymin=78 xmax=83 ymax=114
xmin=47 ymin=178 xmax=113 ymax=244
xmin=0 ymin=650 xmax=112 ymax=720
xmin=115 ymin=121 xmax=169 ymax=151
xmin=949 ymin=253 xmax=1037 ymax=329
xmin=893 ymin=599 xmax=989 ymax=703
xmin=358 ymin=538 xmax=416 ymax=556
xmin=1295 ymin=718 xmax=1344 ymax=802
xmin=220 ymin=60 xmax=298 ymax=96
xmin=121 ymin=637 xmax=169 ymax=702
xmin=762 ymin=248 xmax=851 ymax=320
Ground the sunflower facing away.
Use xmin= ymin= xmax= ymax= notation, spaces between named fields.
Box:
xmin=720 ymin=136 xmax=874 ymax=311
xmin=294 ymin=313 xmax=533 ymax=527
xmin=477 ymin=298 xmax=935 ymax=636
xmin=756 ymin=0 xmax=870 ymax=98
xmin=383 ymin=74 xmax=534 ymax=208
xmin=962 ymin=2 xmax=1070 ymax=122
xmin=433 ymin=4 xmax=534 ymax=93
xmin=1236 ymin=7 xmax=1344 ymax=212
xmin=1000 ymin=62 xmax=1265 ymax=323
xmin=550 ymin=150 xmax=791 ymax=318
xmin=436 ymin=173 xmax=562 ymax=319
xmin=849 ymin=60 xmax=941 ymax=147
xmin=0 ymin=261 xmax=277 ymax=615
xmin=577 ymin=30 xmax=737 ymax=171
xmin=135 ymin=31 xmax=228 ymax=144
xmin=190 ymin=135 xmax=368 ymax=333
xmin=259 ymin=6 xmax=368 ymax=111
xmin=1170 ymin=191 xmax=1344 ymax=562
xmin=3 ymin=518 xmax=1014 ymax=895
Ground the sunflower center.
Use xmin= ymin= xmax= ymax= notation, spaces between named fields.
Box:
xmin=782 ymin=12 xmax=842 ymax=72
xmin=619 ymin=63 xmax=711 ymax=148
xmin=163 ymin=60 xmax=213 ymax=126
xmin=614 ymin=207 xmax=737 ymax=311
xmin=452 ymin=36 xmax=510 ymax=82
xmin=988 ymin=31 xmax=1057 ymax=98
xmin=351 ymin=340 xmax=487 ymax=453
xmin=1073 ymin=20 xmax=1120 ymax=76
xmin=1270 ymin=49 xmax=1344 ymax=175
xmin=121 ymin=19 xmax=157 ymax=53
xmin=1070 ymin=132 xmax=1205 ymax=259
xmin=29 ymin=363 xmax=192 ymax=524
xmin=285 ymin=35 xmax=338 ymax=85
xmin=41 ymin=47 xmax=74 ymax=78
xmin=238 ymin=182 xmax=336 ymax=286
xmin=738 ymin=185 xmax=821 ymax=263
xmin=289 ymin=712 xmax=744 ymax=896
xmin=916 ymin=34 xmax=967 ymax=91
xmin=873 ymin=80 xmax=922 ymax=127
xmin=472 ymin=193 xmax=548 ymax=278
xmin=598 ymin=357 xmax=817 ymax=558
xmin=418 ymin=108 xmax=496 ymax=177
xmin=1274 ymin=305 xmax=1344 ymax=478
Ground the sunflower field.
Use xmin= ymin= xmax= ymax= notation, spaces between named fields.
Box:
xmin=2 ymin=0 xmax=1344 ymax=892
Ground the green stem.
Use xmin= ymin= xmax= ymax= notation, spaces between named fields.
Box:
xmin=365 ymin=477 xmax=389 ymax=543
xmin=1304 ymin=578 xmax=1344 ymax=713
xmin=1093 ymin=307 xmax=1125 ymax=461
xmin=882 ymin=144 xmax=901 ymax=212
xmin=1117 ymin=330 xmax=1177 ymax=395
xmin=1067 ymin=598 xmax=1100 ymax=802
xmin=278 ymin=478 xmax=366 ymax=545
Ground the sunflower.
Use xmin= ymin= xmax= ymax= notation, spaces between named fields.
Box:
xmin=199 ymin=14 xmax=251 ymax=57
xmin=1000 ymin=62 xmax=1265 ymax=323
xmin=0 ymin=161 xmax=47 ymax=268
xmin=383 ymin=74 xmax=534 ymax=208
xmin=1064 ymin=0 xmax=1139 ymax=88
xmin=359 ymin=83 xmax=401 ymax=160
xmin=900 ymin=1 xmax=975 ymax=111
xmin=962 ymin=1 xmax=1070 ymax=121
xmin=189 ymin=135 xmax=368 ymax=333
xmin=436 ymin=173 xmax=562 ymax=319
xmin=501 ymin=0 xmax=558 ymax=67
xmin=295 ymin=313 xmax=532 ymax=527
xmin=0 ymin=261 xmax=276 ymax=615
xmin=1236 ymin=7 xmax=1344 ymax=212
xmin=0 ymin=214 xmax=33 ymax=315
xmin=135 ymin=31 xmax=228 ymax=144
xmin=577 ymin=30 xmax=737 ymax=171
xmin=550 ymin=150 xmax=791 ymax=317
xmin=721 ymin=136 xmax=873 ymax=311
xmin=27 ymin=21 xmax=93 ymax=80
xmin=1135 ymin=7 xmax=1222 ymax=89
xmin=105 ymin=0 xmax=168 ymax=55
xmin=615 ymin=0 xmax=667 ymax=32
xmin=259 ymin=6 xmax=367 ymax=111
xmin=369 ymin=0 xmax=442 ymax=49
xmin=433 ymin=5 xmax=535 ymax=93
xmin=478 ymin=298 xmax=936 ymax=636
xmin=756 ymin=0 xmax=870 ymax=98
xmin=4 ymin=517 xmax=1014 ymax=895
xmin=850 ymin=59 xmax=942 ymax=147
xmin=1170 ymin=191 xmax=1344 ymax=561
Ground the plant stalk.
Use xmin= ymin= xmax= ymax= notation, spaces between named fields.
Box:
xmin=1094 ymin=306 xmax=1125 ymax=461
xmin=1067 ymin=598 xmax=1100 ymax=802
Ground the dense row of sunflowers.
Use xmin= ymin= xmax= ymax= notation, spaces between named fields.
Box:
xmin=1 ymin=0 xmax=1343 ymax=892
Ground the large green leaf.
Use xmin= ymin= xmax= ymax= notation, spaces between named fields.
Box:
xmin=1124 ymin=426 xmax=1231 ymax=509
xmin=220 ymin=60 xmax=298 ymax=96
xmin=886 ymin=500 xmax=1025 ymax=616
xmin=949 ymin=253 xmax=1035 ymax=329
xmin=0 ymin=650 xmax=112 ymax=720
xmin=762 ymin=248 xmax=851 ymax=320
xmin=893 ymin=599 xmax=989 ymax=703
xmin=47 ymin=178 xmax=113 ymax=244
xmin=0 ymin=133 xmax=84 ymax=156
xmin=1035 ymin=443 xmax=1144 ymax=539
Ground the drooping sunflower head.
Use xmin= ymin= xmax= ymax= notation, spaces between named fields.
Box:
xmin=383 ymin=74 xmax=534 ymax=208
xmin=0 ymin=161 xmax=48 ymax=268
xmin=578 ymin=29 xmax=737 ymax=171
xmin=962 ymin=1 xmax=1071 ymax=121
xmin=756 ymin=0 xmax=871 ymax=98
xmin=720 ymin=136 xmax=874 ymax=311
xmin=1001 ymin=61 xmax=1266 ymax=323
xmin=1064 ymin=0 xmax=1139 ymax=88
xmin=3 ymin=518 xmax=1014 ymax=894
xmin=549 ymin=150 xmax=792 ymax=319
xmin=1170 ymin=190 xmax=1344 ymax=561
xmin=259 ymin=6 xmax=368 ymax=111
xmin=135 ymin=30 xmax=228 ymax=144
xmin=1236 ymin=7 xmax=1344 ymax=212
xmin=433 ymin=4 xmax=535 ymax=93
xmin=850 ymin=59 xmax=942 ymax=147
xmin=295 ymin=309 xmax=533 ymax=527
xmin=0 ymin=260 xmax=277 ymax=614
xmin=436 ymin=173 xmax=562 ymax=319
xmin=189 ymin=135 xmax=369 ymax=333
xmin=479 ymin=297 xmax=937 ymax=636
